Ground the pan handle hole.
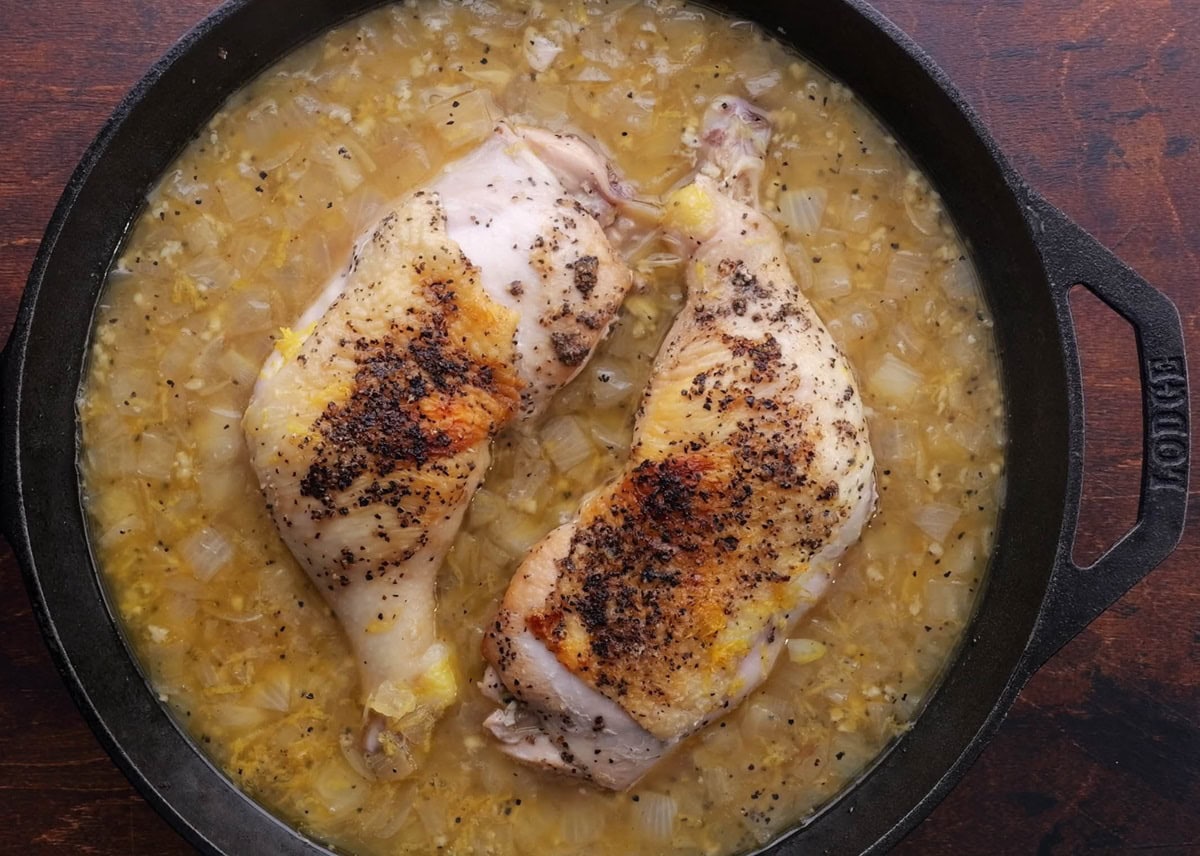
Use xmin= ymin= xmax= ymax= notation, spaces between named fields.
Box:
xmin=1067 ymin=284 xmax=1143 ymax=567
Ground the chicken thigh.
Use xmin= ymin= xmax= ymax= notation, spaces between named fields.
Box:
xmin=243 ymin=124 xmax=634 ymax=777
xmin=482 ymin=98 xmax=876 ymax=790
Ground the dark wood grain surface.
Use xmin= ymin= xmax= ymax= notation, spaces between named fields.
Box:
xmin=1 ymin=1 xmax=1196 ymax=853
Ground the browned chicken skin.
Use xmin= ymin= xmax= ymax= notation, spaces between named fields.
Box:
xmin=244 ymin=126 xmax=637 ymax=778
xmin=482 ymin=98 xmax=877 ymax=789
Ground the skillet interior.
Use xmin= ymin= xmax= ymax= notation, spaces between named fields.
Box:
xmin=3 ymin=0 xmax=1070 ymax=853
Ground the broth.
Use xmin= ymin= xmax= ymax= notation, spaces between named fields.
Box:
xmin=78 ymin=1 xmax=1005 ymax=853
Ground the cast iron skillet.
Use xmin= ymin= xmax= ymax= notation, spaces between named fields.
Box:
xmin=1 ymin=0 xmax=1190 ymax=853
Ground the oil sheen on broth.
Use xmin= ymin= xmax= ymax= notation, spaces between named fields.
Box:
xmin=78 ymin=1 xmax=1006 ymax=853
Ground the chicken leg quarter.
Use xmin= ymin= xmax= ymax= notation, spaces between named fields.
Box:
xmin=243 ymin=124 xmax=634 ymax=777
xmin=482 ymin=98 xmax=877 ymax=790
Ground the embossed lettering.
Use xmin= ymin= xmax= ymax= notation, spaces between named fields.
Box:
xmin=1149 ymin=357 xmax=1184 ymax=375
xmin=1150 ymin=377 xmax=1186 ymax=406
xmin=1151 ymin=409 xmax=1187 ymax=439
xmin=1147 ymin=355 xmax=1188 ymax=492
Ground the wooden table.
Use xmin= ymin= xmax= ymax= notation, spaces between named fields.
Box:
xmin=1 ymin=1 xmax=1196 ymax=853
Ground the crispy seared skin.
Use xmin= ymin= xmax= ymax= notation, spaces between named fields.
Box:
xmin=249 ymin=194 xmax=521 ymax=596
xmin=518 ymin=251 xmax=870 ymax=741
xmin=483 ymin=98 xmax=875 ymax=787
xmin=245 ymin=193 xmax=522 ymax=774
xmin=247 ymin=124 xmax=638 ymax=778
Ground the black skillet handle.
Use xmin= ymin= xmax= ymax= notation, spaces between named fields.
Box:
xmin=1020 ymin=190 xmax=1190 ymax=673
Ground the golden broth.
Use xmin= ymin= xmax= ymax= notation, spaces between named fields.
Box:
xmin=78 ymin=1 xmax=1005 ymax=853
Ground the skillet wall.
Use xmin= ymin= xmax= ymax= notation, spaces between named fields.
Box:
xmin=2 ymin=1 xmax=1072 ymax=854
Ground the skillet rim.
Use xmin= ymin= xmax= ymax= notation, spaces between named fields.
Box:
xmin=3 ymin=1 xmax=1083 ymax=854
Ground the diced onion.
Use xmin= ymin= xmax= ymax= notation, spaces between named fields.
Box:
xmin=590 ymin=362 xmax=635 ymax=409
xmin=230 ymin=232 xmax=270 ymax=272
xmin=825 ymin=292 xmax=881 ymax=343
xmin=843 ymin=192 xmax=874 ymax=234
xmin=182 ymin=215 xmax=220 ymax=251
xmin=464 ymin=62 xmax=515 ymax=87
xmin=241 ymin=99 xmax=282 ymax=150
xmin=199 ymin=597 xmax=262 ymax=624
xmin=359 ymin=791 xmax=413 ymax=839
xmin=783 ymin=245 xmax=815 ymax=295
xmin=745 ymin=70 xmax=782 ymax=98
xmin=849 ymin=309 xmax=879 ymax=333
xmin=946 ymin=417 xmax=986 ymax=454
xmin=624 ymin=294 xmax=659 ymax=327
xmin=195 ymin=411 xmax=246 ymax=466
xmin=634 ymin=791 xmax=677 ymax=842
xmin=812 ymin=226 xmax=850 ymax=251
xmin=161 ymin=570 xmax=205 ymax=600
xmin=473 ymin=534 xmax=515 ymax=577
xmin=490 ymin=512 xmax=548 ymax=557
xmin=940 ymin=258 xmax=982 ymax=302
xmin=414 ymin=794 xmax=450 ymax=840
xmin=97 ymin=514 xmax=140 ymax=551
xmin=179 ymin=526 xmax=233 ymax=582
xmin=885 ymin=251 xmax=930 ymax=295
xmin=209 ymin=704 xmax=270 ymax=732
xmin=868 ymin=353 xmax=923 ymax=405
xmin=777 ymin=188 xmax=827 ymax=236
xmin=107 ymin=367 xmax=159 ymax=412
xmin=561 ymin=805 xmax=606 ymax=844
xmin=314 ymin=758 xmax=370 ymax=815
xmin=742 ymin=696 xmax=793 ymax=740
xmin=578 ymin=21 xmax=623 ymax=65
xmin=911 ymin=502 xmax=962 ymax=543
xmin=588 ymin=417 xmax=632 ymax=454
xmin=444 ymin=531 xmax=481 ymax=585
xmin=692 ymin=716 xmax=748 ymax=770
xmin=847 ymin=163 xmax=892 ymax=179
xmin=245 ymin=664 xmax=292 ymax=712
xmin=703 ymin=766 xmax=737 ymax=804
xmin=524 ymin=29 xmax=563 ymax=71
xmin=216 ymin=177 xmax=261 ymax=224
xmin=634 ymin=251 xmax=683 ymax=272
xmin=870 ymin=417 xmax=920 ymax=464
xmin=542 ymin=415 xmax=595 ymax=472
xmin=741 ymin=807 xmax=786 ymax=846
xmin=573 ymin=64 xmax=612 ymax=82
xmin=312 ymin=146 xmax=362 ymax=195
xmin=924 ymin=578 xmax=968 ymax=623
xmin=254 ymin=140 xmax=301 ymax=173
xmin=135 ymin=431 xmax=176 ymax=481
xmin=890 ymin=320 xmax=927 ymax=357
xmin=172 ymin=336 xmax=228 ymax=388
xmin=218 ymin=347 xmax=261 ymax=388
xmin=198 ymin=465 xmax=248 ymax=509
xmin=505 ymin=439 xmax=551 ymax=511
xmin=427 ymin=89 xmax=497 ymax=150
xmin=343 ymin=185 xmax=390 ymax=236
xmin=903 ymin=172 xmax=943 ymax=235
xmin=339 ymin=731 xmax=377 ymax=781
xmin=223 ymin=291 xmax=274 ymax=336
xmin=813 ymin=262 xmax=852 ymax=299
xmin=786 ymin=638 xmax=828 ymax=664
xmin=160 ymin=592 xmax=199 ymax=626
xmin=467 ymin=489 xmax=504 ymax=528
xmin=167 ymin=169 xmax=208 ymax=203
